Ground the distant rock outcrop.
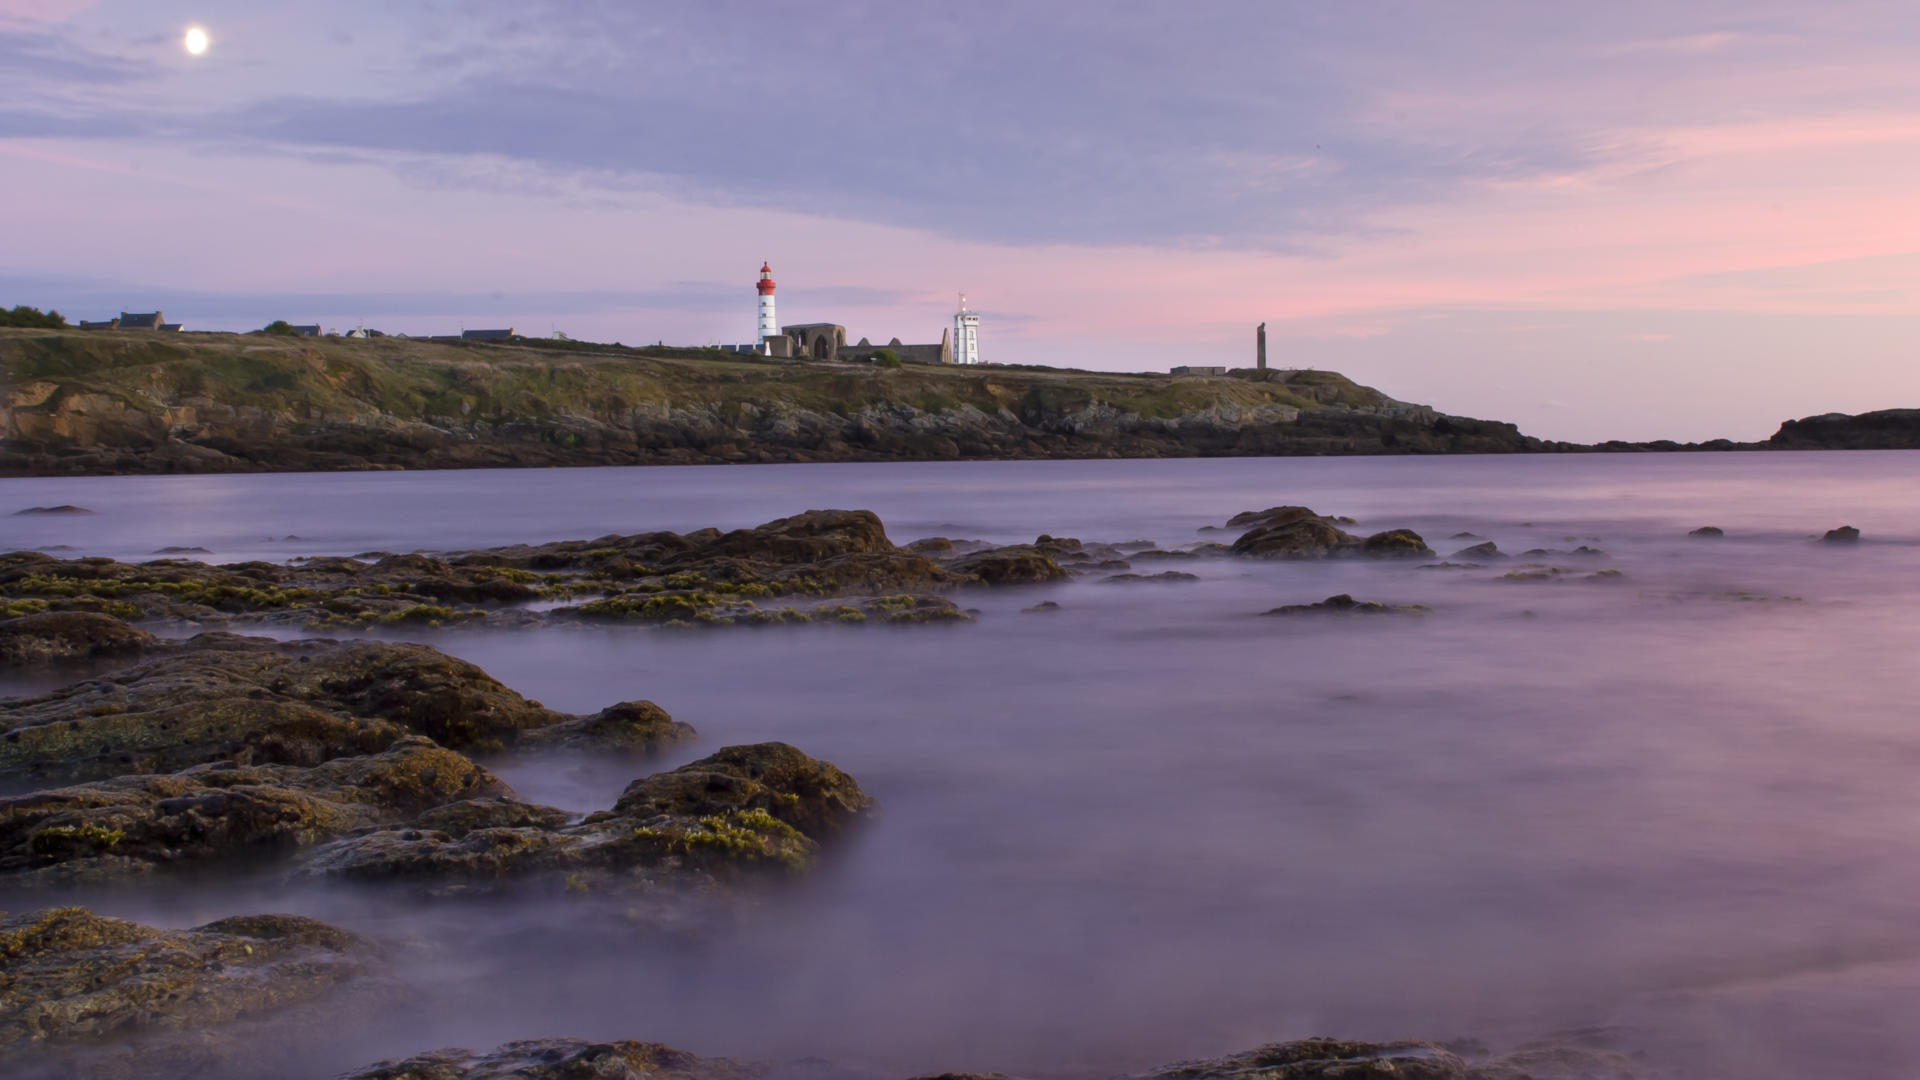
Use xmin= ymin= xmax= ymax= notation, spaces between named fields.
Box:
xmin=1769 ymin=409 xmax=1920 ymax=450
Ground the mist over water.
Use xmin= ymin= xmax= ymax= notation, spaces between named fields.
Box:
xmin=6 ymin=453 xmax=1920 ymax=1078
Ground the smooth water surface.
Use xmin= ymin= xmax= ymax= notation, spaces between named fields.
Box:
xmin=5 ymin=452 xmax=1920 ymax=1078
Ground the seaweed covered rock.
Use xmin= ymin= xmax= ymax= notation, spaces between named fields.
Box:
xmin=1136 ymin=1038 xmax=1466 ymax=1080
xmin=0 ymin=633 xmax=693 ymax=786
xmin=947 ymin=546 xmax=1070 ymax=585
xmin=1448 ymin=541 xmax=1503 ymax=560
xmin=1361 ymin=529 xmax=1435 ymax=558
xmin=0 ymin=737 xmax=509 ymax=884
xmin=514 ymin=700 xmax=691 ymax=752
xmin=340 ymin=1038 xmax=766 ymax=1080
xmin=1263 ymin=594 xmax=1431 ymax=617
xmin=0 ymin=906 xmax=372 ymax=1059
xmin=302 ymin=742 xmax=875 ymax=887
xmin=1226 ymin=506 xmax=1327 ymax=530
xmin=1231 ymin=517 xmax=1357 ymax=559
xmin=0 ymin=612 xmax=155 ymax=667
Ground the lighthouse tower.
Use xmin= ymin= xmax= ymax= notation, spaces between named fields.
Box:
xmin=756 ymin=262 xmax=777 ymax=351
xmin=953 ymin=292 xmax=980 ymax=365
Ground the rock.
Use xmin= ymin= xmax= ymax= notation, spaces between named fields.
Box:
xmin=1450 ymin=531 xmax=1484 ymax=540
xmin=0 ymin=737 xmax=509 ymax=884
xmin=1226 ymin=506 xmax=1325 ymax=530
xmin=0 ymin=906 xmax=372 ymax=1060
xmin=11 ymin=506 xmax=93 ymax=515
xmin=1135 ymin=1038 xmax=1466 ymax=1080
xmin=1 ymin=633 xmax=692 ymax=786
xmin=514 ymin=700 xmax=692 ymax=753
xmin=1021 ymin=601 xmax=1062 ymax=613
xmin=151 ymin=546 xmax=211 ymax=555
xmin=1823 ymin=525 xmax=1861 ymax=543
xmin=1569 ymin=546 xmax=1607 ymax=557
xmin=1231 ymin=517 xmax=1357 ymax=559
xmin=411 ymin=797 xmax=575 ymax=837
xmin=905 ymin=537 xmax=957 ymax=555
xmin=302 ymin=742 xmax=875 ymax=887
xmin=1688 ymin=526 xmax=1724 ymax=538
xmin=1132 ymin=549 xmax=1202 ymax=561
xmin=1769 ymin=408 xmax=1920 ymax=450
xmin=339 ymin=1038 xmax=765 ymax=1080
xmin=706 ymin=509 xmax=895 ymax=562
xmin=1100 ymin=571 xmax=1200 ymax=583
xmin=0 ymin=612 xmax=156 ymax=667
xmin=947 ymin=546 xmax=1070 ymax=585
xmin=1448 ymin=541 xmax=1503 ymax=560
xmin=1361 ymin=529 xmax=1435 ymax=558
xmin=1262 ymin=594 xmax=1431 ymax=616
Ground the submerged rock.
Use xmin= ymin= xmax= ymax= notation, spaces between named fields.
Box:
xmin=0 ymin=630 xmax=691 ymax=786
xmin=1822 ymin=525 xmax=1861 ymax=543
xmin=0 ymin=906 xmax=372 ymax=1059
xmin=1134 ymin=1038 xmax=1466 ymax=1080
xmin=1232 ymin=517 xmax=1355 ymax=559
xmin=0 ymin=737 xmax=508 ymax=884
xmin=1448 ymin=541 xmax=1503 ymax=560
xmin=301 ymin=742 xmax=875 ymax=888
xmin=0 ymin=611 xmax=156 ymax=667
xmin=1688 ymin=526 xmax=1724 ymax=538
xmin=339 ymin=1038 xmax=766 ymax=1080
xmin=1101 ymin=571 xmax=1200 ymax=584
xmin=11 ymin=506 xmax=93 ymax=516
xmin=1227 ymin=507 xmax=1431 ymax=560
xmin=1021 ymin=601 xmax=1062 ymax=613
xmin=947 ymin=546 xmax=1070 ymax=585
xmin=1262 ymin=594 xmax=1432 ymax=617
xmin=1362 ymin=529 xmax=1435 ymax=558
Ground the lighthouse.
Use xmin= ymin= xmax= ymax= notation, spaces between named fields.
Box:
xmin=953 ymin=293 xmax=980 ymax=365
xmin=756 ymin=262 xmax=777 ymax=351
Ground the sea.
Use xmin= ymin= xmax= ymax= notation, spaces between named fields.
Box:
xmin=4 ymin=452 xmax=1920 ymax=1078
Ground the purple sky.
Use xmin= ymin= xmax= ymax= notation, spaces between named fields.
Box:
xmin=4 ymin=1 xmax=1918 ymax=442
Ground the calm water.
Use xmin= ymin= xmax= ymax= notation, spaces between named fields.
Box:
xmin=5 ymin=453 xmax=1920 ymax=1078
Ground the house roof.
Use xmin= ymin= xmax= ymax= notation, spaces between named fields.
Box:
xmin=461 ymin=328 xmax=516 ymax=340
xmin=117 ymin=312 xmax=163 ymax=329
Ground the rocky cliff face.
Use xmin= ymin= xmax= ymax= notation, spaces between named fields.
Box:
xmin=0 ymin=329 xmax=1542 ymax=475
xmin=1768 ymin=408 xmax=1920 ymax=450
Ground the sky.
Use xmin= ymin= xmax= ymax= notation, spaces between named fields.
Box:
xmin=3 ymin=1 xmax=1919 ymax=442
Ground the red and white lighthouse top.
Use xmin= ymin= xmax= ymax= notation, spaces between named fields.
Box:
xmin=757 ymin=262 xmax=776 ymax=295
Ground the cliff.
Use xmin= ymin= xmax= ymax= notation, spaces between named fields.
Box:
xmin=1767 ymin=409 xmax=1920 ymax=450
xmin=0 ymin=328 xmax=1543 ymax=475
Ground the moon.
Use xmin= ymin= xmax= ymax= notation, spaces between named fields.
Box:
xmin=184 ymin=27 xmax=209 ymax=55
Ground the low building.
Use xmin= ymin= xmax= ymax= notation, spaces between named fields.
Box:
xmin=116 ymin=311 xmax=181 ymax=331
xmin=780 ymin=322 xmax=846 ymax=360
xmin=288 ymin=324 xmax=321 ymax=337
xmin=1170 ymin=365 xmax=1227 ymax=376
xmin=842 ymin=331 xmax=953 ymax=365
xmin=78 ymin=319 xmax=119 ymax=330
xmin=461 ymin=328 xmax=518 ymax=342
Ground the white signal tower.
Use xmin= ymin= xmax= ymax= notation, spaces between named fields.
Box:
xmin=953 ymin=293 xmax=980 ymax=365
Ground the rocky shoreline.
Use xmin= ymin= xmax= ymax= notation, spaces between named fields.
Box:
xmin=0 ymin=329 xmax=1548 ymax=476
xmin=10 ymin=500 xmax=1862 ymax=1078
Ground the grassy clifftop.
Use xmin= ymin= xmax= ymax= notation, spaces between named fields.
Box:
xmin=1 ymin=328 xmax=1539 ymax=474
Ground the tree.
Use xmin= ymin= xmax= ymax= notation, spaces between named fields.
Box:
xmin=871 ymin=349 xmax=902 ymax=368
xmin=261 ymin=320 xmax=299 ymax=336
xmin=1 ymin=305 xmax=67 ymax=329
